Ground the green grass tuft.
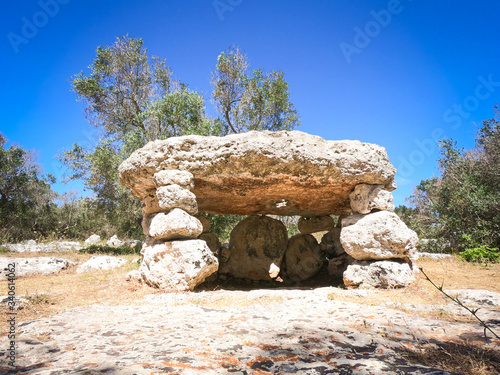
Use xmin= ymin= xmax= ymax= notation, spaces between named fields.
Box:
xmin=80 ymin=243 xmax=142 ymax=256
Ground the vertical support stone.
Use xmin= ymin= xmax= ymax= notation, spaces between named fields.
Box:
xmin=138 ymin=169 xmax=218 ymax=291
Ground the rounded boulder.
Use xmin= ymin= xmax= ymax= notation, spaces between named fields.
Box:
xmin=220 ymin=215 xmax=288 ymax=281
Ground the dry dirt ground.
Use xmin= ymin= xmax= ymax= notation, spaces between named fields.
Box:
xmin=0 ymin=253 xmax=499 ymax=374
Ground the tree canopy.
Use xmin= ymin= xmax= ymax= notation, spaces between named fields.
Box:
xmin=0 ymin=133 xmax=56 ymax=241
xmin=211 ymin=46 xmax=300 ymax=134
xmin=60 ymin=36 xmax=300 ymax=238
xmin=399 ymin=106 xmax=500 ymax=252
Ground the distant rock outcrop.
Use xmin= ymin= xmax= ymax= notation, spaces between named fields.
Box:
xmin=0 ymin=257 xmax=74 ymax=279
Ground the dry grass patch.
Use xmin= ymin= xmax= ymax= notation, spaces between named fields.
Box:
xmin=326 ymin=256 xmax=500 ymax=323
xmin=416 ymin=256 xmax=500 ymax=293
xmin=0 ymin=251 xmax=108 ymax=262
xmin=0 ymin=254 xmax=158 ymax=335
xmin=402 ymin=341 xmax=500 ymax=375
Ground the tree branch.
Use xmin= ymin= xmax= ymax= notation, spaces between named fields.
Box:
xmin=420 ymin=267 xmax=500 ymax=341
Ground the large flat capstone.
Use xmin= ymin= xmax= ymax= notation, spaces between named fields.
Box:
xmin=119 ymin=131 xmax=396 ymax=216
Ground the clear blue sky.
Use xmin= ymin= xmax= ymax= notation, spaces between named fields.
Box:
xmin=2 ymin=0 xmax=499 ymax=206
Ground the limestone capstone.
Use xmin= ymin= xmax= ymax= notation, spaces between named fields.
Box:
xmin=119 ymin=131 xmax=396 ymax=216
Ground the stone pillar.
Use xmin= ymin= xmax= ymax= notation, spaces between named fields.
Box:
xmin=138 ymin=170 xmax=218 ymax=291
xmin=339 ymin=184 xmax=418 ymax=288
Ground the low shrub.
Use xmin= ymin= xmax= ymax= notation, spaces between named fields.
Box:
xmin=459 ymin=234 xmax=499 ymax=263
xmin=80 ymin=244 xmax=142 ymax=256
xmin=417 ymin=238 xmax=451 ymax=253
xmin=460 ymin=245 xmax=499 ymax=263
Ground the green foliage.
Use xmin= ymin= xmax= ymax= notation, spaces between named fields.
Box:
xmin=62 ymin=36 xmax=209 ymax=238
xmin=395 ymin=203 xmax=440 ymax=240
xmin=0 ymin=133 xmax=58 ymax=242
xmin=0 ymin=246 xmax=9 ymax=254
xmin=4 ymin=38 xmax=300 ymax=243
xmin=274 ymin=215 xmax=299 ymax=237
xmin=403 ymin=106 xmax=500 ymax=253
xmin=459 ymin=235 xmax=499 ymax=263
xmin=205 ymin=214 xmax=245 ymax=243
xmin=80 ymin=244 xmax=142 ymax=256
xmin=416 ymin=238 xmax=450 ymax=254
xmin=60 ymin=37 xmax=301 ymax=240
xmin=212 ymin=46 xmax=300 ymax=134
xmin=460 ymin=245 xmax=499 ymax=263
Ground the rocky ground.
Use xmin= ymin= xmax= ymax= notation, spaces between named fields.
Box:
xmin=1 ymin=286 xmax=499 ymax=374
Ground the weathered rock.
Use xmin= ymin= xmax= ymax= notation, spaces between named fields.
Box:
xmin=196 ymin=216 xmax=211 ymax=233
xmin=336 ymin=213 xmax=350 ymax=228
xmin=297 ymin=215 xmax=334 ymax=234
xmin=141 ymin=189 xmax=162 ymax=215
xmin=4 ymin=287 xmax=479 ymax=375
xmin=327 ymin=253 xmax=355 ymax=279
xmin=124 ymin=240 xmax=143 ymax=249
xmin=85 ymin=234 xmax=101 ymax=246
xmin=153 ymin=170 xmax=194 ymax=190
xmin=443 ymin=289 xmax=500 ymax=307
xmin=76 ymin=256 xmax=128 ymax=273
xmin=320 ymin=228 xmax=345 ymax=259
xmin=284 ymin=234 xmax=324 ymax=281
xmin=125 ymin=269 xmax=143 ymax=283
xmin=220 ymin=215 xmax=288 ymax=280
xmin=106 ymin=235 xmax=124 ymax=248
xmin=141 ymin=214 xmax=154 ymax=237
xmin=198 ymin=233 xmax=221 ymax=256
xmin=119 ymin=131 xmax=396 ymax=216
xmin=0 ymin=257 xmax=73 ymax=279
xmin=156 ymin=184 xmax=198 ymax=215
xmin=349 ymin=184 xmax=395 ymax=214
xmin=219 ymin=244 xmax=230 ymax=263
xmin=343 ymin=260 xmax=415 ymax=289
xmin=341 ymin=211 xmax=418 ymax=260
xmin=2 ymin=241 xmax=84 ymax=252
xmin=414 ymin=252 xmax=453 ymax=260
xmin=148 ymin=209 xmax=203 ymax=240
xmin=139 ymin=240 xmax=218 ymax=291
xmin=144 ymin=236 xmax=164 ymax=247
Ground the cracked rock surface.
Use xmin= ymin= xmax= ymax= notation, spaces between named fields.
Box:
xmin=2 ymin=287 xmax=497 ymax=374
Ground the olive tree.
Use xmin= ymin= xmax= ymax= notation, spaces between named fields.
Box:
xmin=61 ymin=37 xmax=301 ymax=237
xmin=211 ymin=46 xmax=300 ymax=134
